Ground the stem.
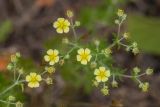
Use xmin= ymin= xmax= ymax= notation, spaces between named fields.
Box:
xmin=0 ymin=100 xmax=15 ymax=105
xmin=70 ymin=18 xmax=77 ymax=41
xmin=0 ymin=80 xmax=25 ymax=97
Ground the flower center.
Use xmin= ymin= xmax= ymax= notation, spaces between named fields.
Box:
xmin=31 ymin=77 xmax=38 ymax=83
xmin=49 ymin=54 xmax=56 ymax=61
xmin=59 ymin=22 xmax=67 ymax=29
xmin=81 ymin=53 xmax=88 ymax=60
xmin=99 ymin=71 xmax=106 ymax=78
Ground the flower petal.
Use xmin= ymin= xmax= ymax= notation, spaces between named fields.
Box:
xmin=94 ymin=69 xmax=100 ymax=75
xmin=64 ymin=20 xmax=70 ymax=26
xmin=56 ymin=28 xmax=63 ymax=34
xmin=99 ymin=67 xmax=105 ymax=71
xmin=96 ymin=76 xmax=102 ymax=82
xmin=101 ymin=77 xmax=108 ymax=82
xmin=36 ymin=75 xmax=42 ymax=81
xmin=58 ymin=18 xmax=65 ymax=22
xmin=78 ymin=48 xmax=84 ymax=54
xmin=77 ymin=55 xmax=81 ymax=61
xmin=30 ymin=73 xmax=36 ymax=77
xmin=85 ymin=48 xmax=91 ymax=54
xmin=53 ymin=49 xmax=59 ymax=55
xmin=81 ymin=60 xmax=87 ymax=65
xmin=47 ymin=49 xmax=54 ymax=55
xmin=53 ymin=22 xmax=59 ymax=28
xmin=26 ymin=75 xmax=31 ymax=82
xmin=64 ymin=27 xmax=69 ymax=33
xmin=44 ymin=55 xmax=50 ymax=62
xmin=49 ymin=61 xmax=55 ymax=65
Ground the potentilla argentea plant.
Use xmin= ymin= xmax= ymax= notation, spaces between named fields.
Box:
xmin=0 ymin=9 xmax=153 ymax=106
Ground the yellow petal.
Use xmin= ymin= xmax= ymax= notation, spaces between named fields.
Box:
xmin=34 ymin=82 xmax=40 ymax=88
xmin=81 ymin=60 xmax=87 ymax=65
xmin=94 ymin=69 xmax=100 ymax=75
xmin=87 ymin=55 xmax=92 ymax=61
xmin=28 ymin=82 xmax=35 ymax=88
xmin=78 ymin=48 xmax=84 ymax=54
xmin=36 ymin=75 xmax=42 ymax=81
xmin=99 ymin=67 xmax=105 ymax=71
xmin=56 ymin=28 xmax=63 ymax=34
xmin=85 ymin=48 xmax=91 ymax=54
xmin=96 ymin=76 xmax=102 ymax=82
xmin=49 ymin=61 xmax=55 ymax=65
xmin=53 ymin=21 xmax=59 ymax=28
xmin=53 ymin=49 xmax=59 ymax=55
xmin=54 ymin=56 xmax=59 ymax=62
xmin=30 ymin=73 xmax=36 ymax=77
xmin=44 ymin=55 xmax=50 ymax=62
xmin=64 ymin=27 xmax=69 ymax=33
xmin=58 ymin=18 xmax=65 ymax=22
xmin=77 ymin=55 xmax=81 ymax=61
xmin=26 ymin=75 xmax=31 ymax=82
xmin=64 ymin=20 xmax=70 ymax=26
xmin=105 ymin=70 xmax=111 ymax=77
xmin=101 ymin=77 xmax=108 ymax=82
xmin=47 ymin=49 xmax=54 ymax=55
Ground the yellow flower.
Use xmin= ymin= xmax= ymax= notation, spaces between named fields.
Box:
xmin=26 ymin=73 xmax=42 ymax=88
xmin=53 ymin=18 xmax=70 ymax=34
xmin=94 ymin=67 xmax=110 ymax=82
xmin=44 ymin=49 xmax=59 ymax=65
xmin=77 ymin=48 xmax=92 ymax=65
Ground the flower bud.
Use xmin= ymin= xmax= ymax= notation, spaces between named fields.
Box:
xmin=93 ymin=80 xmax=99 ymax=87
xmin=62 ymin=37 xmax=69 ymax=44
xmin=90 ymin=62 xmax=97 ymax=69
xmin=45 ymin=66 xmax=55 ymax=74
xmin=75 ymin=21 xmax=81 ymax=27
xmin=146 ymin=68 xmax=153 ymax=75
xmin=46 ymin=77 xmax=53 ymax=85
xmin=117 ymin=9 xmax=124 ymax=17
xmin=59 ymin=59 xmax=65 ymax=66
xmin=8 ymin=96 xmax=16 ymax=101
xmin=66 ymin=10 xmax=73 ymax=18
xmin=133 ymin=67 xmax=140 ymax=75
xmin=112 ymin=80 xmax=118 ymax=88
xmin=101 ymin=86 xmax=109 ymax=96
xmin=139 ymin=82 xmax=149 ymax=92
xmin=16 ymin=101 xmax=23 ymax=107
xmin=94 ymin=39 xmax=100 ymax=46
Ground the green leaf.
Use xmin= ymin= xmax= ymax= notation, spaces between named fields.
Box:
xmin=128 ymin=14 xmax=160 ymax=54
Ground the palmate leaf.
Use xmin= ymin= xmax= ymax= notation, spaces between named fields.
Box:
xmin=127 ymin=14 xmax=160 ymax=55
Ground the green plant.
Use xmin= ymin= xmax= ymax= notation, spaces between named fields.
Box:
xmin=0 ymin=9 xmax=153 ymax=106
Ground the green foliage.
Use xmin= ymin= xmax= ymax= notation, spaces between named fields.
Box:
xmin=79 ymin=0 xmax=126 ymax=30
xmin=128 ymin=14 xmax=160 ymax=55
xmin=0 ymin=20 xmax=13 ymax=42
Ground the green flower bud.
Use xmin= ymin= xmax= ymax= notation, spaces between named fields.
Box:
xmin=15 ymin=101 xmax=23 ymax=107
xmin=146 ymin=68 xmax=153 ymax=75
xmin=139 ymin=82 xmax=149 ymax=92
xmin=133 ymin=67 xmax=140 ymax=75
xmin=46 ymin=77 xmax=53 ymax=85
xmin=112 ymin=80 xmax=118 ymax=88
xmin=101 ymin=86 xmax=109 ymax=96
xmin=90 ymin=62 xmax=97 ymax=69
xmin=62 ymin=37 xmax=69 ymax=44
xmin=7 ymin=63 xmax=13 ymax=70
xmin=66 ymin=10 xmax=73 ymax=18
xmin=93 ymin=80 xmax=99 ymax=87
xmin=75 ymin=21 xmax=81 ymax=27
xmin=8 ymin=96 xmax=16 ymax=101
xmin=45 ymin=66 xmax=55 ymax=74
